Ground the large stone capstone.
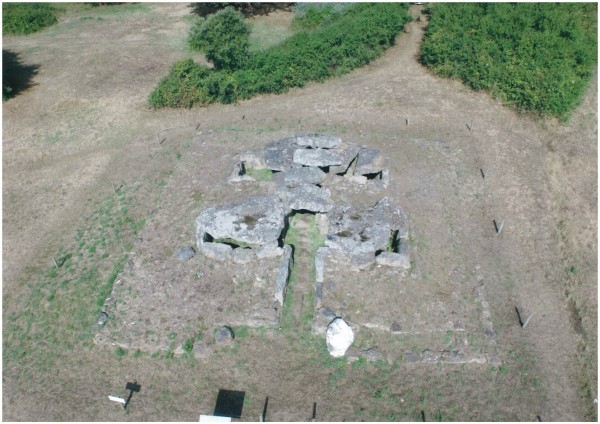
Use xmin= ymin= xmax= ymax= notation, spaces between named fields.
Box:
xmin=196 ymin=195 xmax=287 ymax=248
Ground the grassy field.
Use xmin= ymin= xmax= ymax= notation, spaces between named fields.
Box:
xmin=2 ymin=3 xmax=597 ymax=421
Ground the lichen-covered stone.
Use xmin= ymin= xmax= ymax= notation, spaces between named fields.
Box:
xmin=263 ymin=137 xmax=299 ymax=171
xmin=231 ymin=247 xmax=255 ymax=264
xmin=274 ymin=245 xmax=293 ymax=305
xmin=375 ymin=251 xmax=410 ymax=269
xmin=283 ymin=166 xmax=327 ymax=187
xmin=294 ymin=134 xmax=342 ymax=149
xmin=201 ymin=242 xmax=232 ymax=261
xmin=293 ymin=148 xmax=342 ymax=167
xmin=282 ymin=184 xmax=334 ymax=213
xmin=354 ymin=147 xmax=389 ymax=175
xmin=196 ymin=195 xmax=287 ymax=248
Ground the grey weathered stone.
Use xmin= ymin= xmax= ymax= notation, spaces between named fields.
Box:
xmin=315 ymin=247 xmax=330 ymax=283
xmin=274 ymin=245 xmax=293 ymax=305
xmin=201 ymin=242 xmax=232 ymax=261
xmin=264 ymin=137 xmax=299 ymax=171
xmin=311 ymin=307 xmax=337 ymax=335
xmin=372 ymin=197 xmax=409 ymax=239
xmin=354 ymin=147 xmax=389 ymax=175
xmin=214 ymin=326 xmax=235 ymax=344
xmin=231 ymin=247 xmax=255 ymax=264
xmin=347 ymin=175 xmax=367 ymax=185
xmin=350 ymin=252 xmax=375 ymax=270
xmin=441 ymin=351 xmax=465 ymax=363
xmin=325 ymin=204 xmax=392 ymax=256
xmin=283 ymin=166 xmax=327 ymax=187
xmin=96 ymin=311 xmax=109 ymax=326
xmin=294 ymin=134 xmax=342 ymax=149
xmin=329 ymin=142 xmax=361 ymax=175
xmin=422 ymin=349 xmax=442 ymax=362
xmin=361 ymin=347 xmax=383 ymax=361
xmin=345 ymin=345 xmax=362 ymax=362
xmin=192 ymin=341 xmax=214 ymax=360
xmin=255 ymin=241 xmax=283 ymax=259
xmin=283 ymin=184 xmax=334 ymax=213
xmin=228 ymin=161 xmax=255 ymax=183
xmin=239 ymin=149 xmax=266 ymax=169
xmin=176 ymin=246 xmax=196 ymax=262
xmin=375 ymin=251 xmax=410 ymax=269
xmin=196 ymin=195 xmax=287 ymax=248
xmin=293 ymin=149 xmax=342 ymax=167
xmin=390 ymin=322 xmax=402 ymax=333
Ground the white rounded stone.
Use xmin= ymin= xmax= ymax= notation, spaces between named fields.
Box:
xmin=326 ymin=317 xmax=354 ymax=358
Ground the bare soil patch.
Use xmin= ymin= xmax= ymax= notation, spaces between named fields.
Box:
xmin=3 ymin=4 xmax=596 ymax=421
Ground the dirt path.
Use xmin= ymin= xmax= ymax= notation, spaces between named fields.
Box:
xmin=2 ymin=4 xmax=596 ymax=421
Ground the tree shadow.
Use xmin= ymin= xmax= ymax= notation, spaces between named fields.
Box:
xmin=3 ymin=50 xmax=39 ymax=100
xmin=189 ymin=2 xmax=294 ymax=17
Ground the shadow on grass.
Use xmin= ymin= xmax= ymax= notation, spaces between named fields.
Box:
xmin=3 ymin=50 xmax=39 ymax=100
xmin=189 ymin=2 xmax=293 ymax=17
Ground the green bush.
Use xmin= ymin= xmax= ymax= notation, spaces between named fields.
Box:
xmin=293 ymin=3 xmax=355 ymax=30
xmin=188 ymin=6 xmax=250 ymax=71
xmin=3 ymin=3 xmax=58 ymax=35
xmin=151 ymin=3 xmax=411 ymax=108
xmin=420 ymin=3 xmax=598 ymax=118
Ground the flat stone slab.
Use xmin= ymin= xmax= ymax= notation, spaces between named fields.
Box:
xmin=263 ymin=137 xmax=299 ymax=171
xmin=275 ymin=245 xmax=293 ymax=305
xmin=293 ymin=149 xmax=342 ymax=167
xmin=196 ymin=195 xmax=287 ymax=248
xmin=201 ymin=242 xmax=232 ymax=261
xmin=375 ymin=251 xmax=410 ymax=269
xmin=355 ymin=147 xmax=389 ymax=176
xmin=294 ymin=134 xmax=342 ymax=149
xmin=325 ymin=202 xmax=394 ymax=255
xmin=282 ymin=184 xmax=334 ymax=213
xmin=283 ymin=166 xmax=327 ymax=187
xmin=176 ymin=246 xmax=196 ymax=262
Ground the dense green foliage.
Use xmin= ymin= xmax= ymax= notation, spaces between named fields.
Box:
xmin=2 ymin=3 xmax=58 ymax=35
xmin=150 ymin=3 xmax=411 ymax=108
xmin=292 ymin=3 xmax=356 ymax=30
xmin=420 ymin=3 xmax=597 ymax=118
xmin=188 ymin=7 xmax=250 ymax=71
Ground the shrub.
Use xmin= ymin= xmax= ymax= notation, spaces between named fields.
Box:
xmin=420 ymin=3 xmax=598 ymax=118
xmin=3 ymin=3 xmax=58 ymax=35
xmin=188 ymin=7 xmax=250 ymax=71
xmin=151 ymin=3 xmax=411 ymax=108
xmin=293 ymin=3 xmax=355 ymax=30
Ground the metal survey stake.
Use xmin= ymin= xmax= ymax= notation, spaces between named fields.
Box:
xmin=493 ymin=220 xmax=499 ymax=234
xmin=480 ymin=168 xmax=485 ymax=179
xmin=421 ymin=410 xmax=426 ymax=421
xmin=123 ymin=381 xmax=141 ymax=409
xmin=311 ymin=402 xmax=317 ymax=422
xmin=515 ymin=306 xmax=524 ymax=327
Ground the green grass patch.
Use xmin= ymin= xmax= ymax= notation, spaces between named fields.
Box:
xmin=3 ymin=3 xmax=58 ymax=35
xmin=3 ymin=186 xmax=145 ymax=375
xmin=150 ymin=3 xmax=411 ymax=108
xmin=246 ymin=167 xmax=273 ymax=181
xmin=420 ymin=3 xmax=598 ymax=119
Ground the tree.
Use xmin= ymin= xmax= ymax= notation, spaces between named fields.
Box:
xmin=188 ymin=7 xmax=250 ymax=71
